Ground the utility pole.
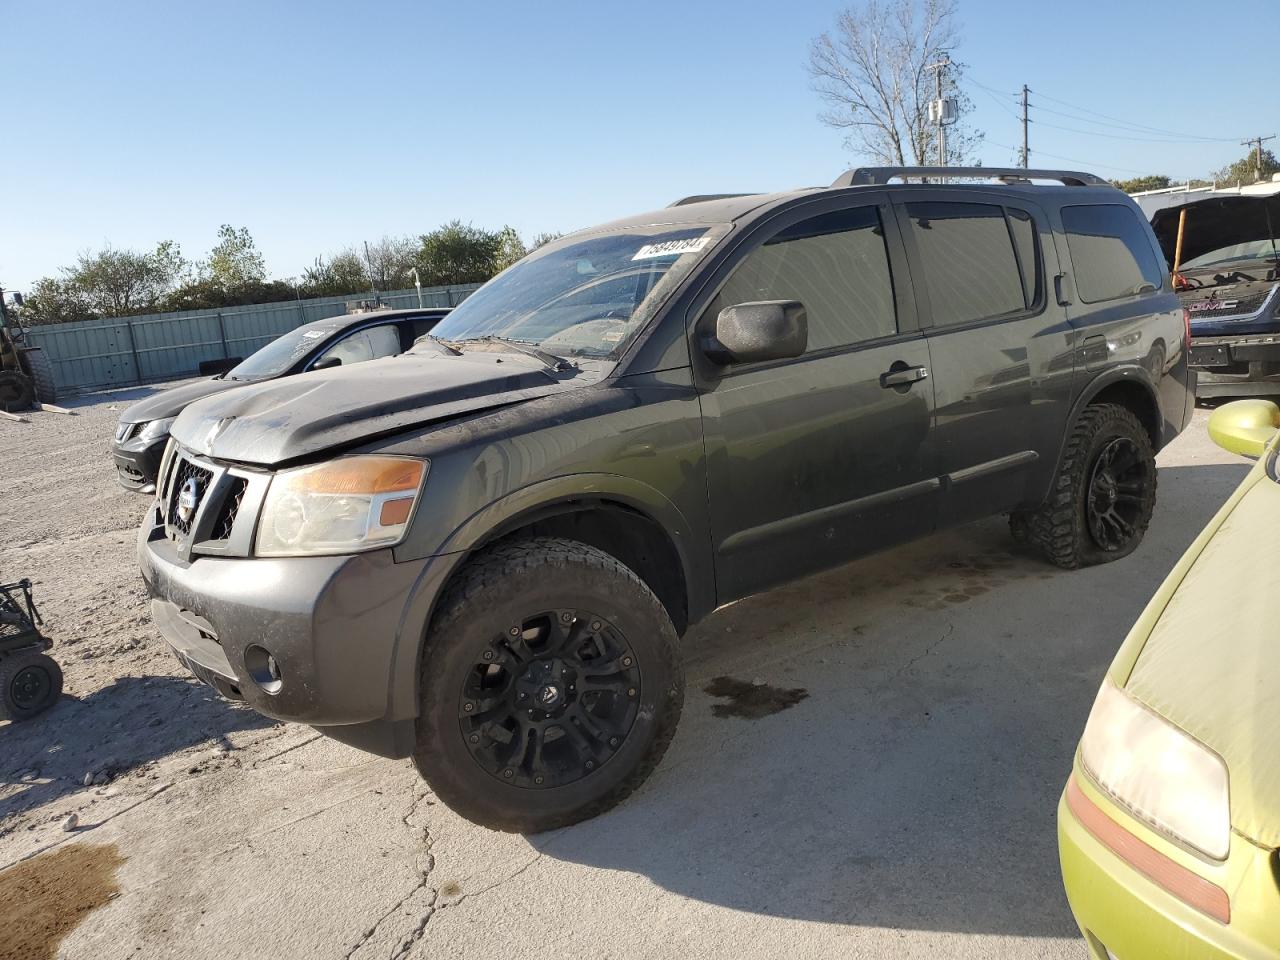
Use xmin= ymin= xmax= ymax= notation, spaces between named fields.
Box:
xmin=1241 ymin=135 xmax=1275 ymax=183
xmin=926 ymin=57 xmax=952 ymax=167
xmin=1020 ymin=84 xmax=1030 ymax=168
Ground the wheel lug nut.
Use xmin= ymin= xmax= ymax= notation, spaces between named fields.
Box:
xmin=622 ymin=656 xmax=633 ymax=667
xmin=482 ymin=651 xmax=494 ymax=661
xmin=627 ymin=688 xmax=636 ymax=697
xmin=609 ymin=737 xmax=619 ymax=747
xmin=534 ymin=776 xmax=544 ymax=785
xmin=590 ymin=620 xmax=601 ymax=631
xmin=561 ymin=612 xmax=572 ymax=622
xmin=585 ymin=760 xmax=594 ymax=770
xmin=469 ymin=734 xmax=479 ymax=743
xmin=503 ymin=769 xmax=513 ymax=778
xmin=463 ymin=702 xmax=474 ymax=713
xmin=519 ymin=692 xmax=527 ymax=700
xmin=509 ymin=626 xmax=520 ymax=636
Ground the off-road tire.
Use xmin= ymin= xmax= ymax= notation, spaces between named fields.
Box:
xmin=0 ymin=651 xmax=64 ymax=722
xmin=413 ymin=536 xmax=684 ymax=833
xmin=0 ymin=370 xmax=35 ymax=413
xmin=23 ymin=347 xmax=58 ymax=403
xmin=1012 ymin=403 xmax=1157 ymax=569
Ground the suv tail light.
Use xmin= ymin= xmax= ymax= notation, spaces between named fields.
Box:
xmin=1183 ymin=307 xmax=1191 ymax=348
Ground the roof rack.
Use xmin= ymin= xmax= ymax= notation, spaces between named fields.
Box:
xmin=832 ymin=167 xmax=1108 ymax=188
xmin=668 ymin=193 xmax=757 ymax=207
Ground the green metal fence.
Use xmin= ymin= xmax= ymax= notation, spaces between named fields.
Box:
xmin=25 ymin=283 xmax=481 ymax=394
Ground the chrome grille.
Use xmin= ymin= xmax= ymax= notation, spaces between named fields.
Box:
xmin=211 ymin=477 xmax=248 ymax=541
xmin=166 ymin=458 xmax=213 ymax=536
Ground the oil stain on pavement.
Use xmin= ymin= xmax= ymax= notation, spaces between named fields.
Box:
xmin=704 ymin=677 xmax=809 ymax=719
xmin=0 ymin=843 xmax=124 ymax=960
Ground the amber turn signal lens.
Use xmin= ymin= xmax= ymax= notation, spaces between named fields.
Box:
xmin=291 ymin=457 xmax=425 ymax=495
xmin=1066 ymin=775 xmax=1230 ymax=925
xmin=379 ymin=497 xmax=414 ymax=527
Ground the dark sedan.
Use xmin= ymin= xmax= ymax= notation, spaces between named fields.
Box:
xmin=112 ymin=307 xmax=450 ymax=491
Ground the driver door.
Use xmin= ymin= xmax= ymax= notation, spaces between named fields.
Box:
xmin=693 ymin=197 xmax=939 ymax=602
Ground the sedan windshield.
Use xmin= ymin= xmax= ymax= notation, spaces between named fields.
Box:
xmin=416 ymin=225 xmax=728 ymax=359
xmin=1183 ymin=239 xmax=1280 ymax=270
xmin=226 ymin=323 xmax=337 ymax=380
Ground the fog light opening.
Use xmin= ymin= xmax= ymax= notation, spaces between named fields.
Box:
xmin=244 ymin=644 xmax=283 ymax=695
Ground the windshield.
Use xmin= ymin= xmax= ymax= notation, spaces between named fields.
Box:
xmin=415 ymin=225 xmax=728 ymax=359
xmin=1183 ymin=239 xmax=1280 ymax=270
xmin=226 ymin=323 xmax=336 ymax=380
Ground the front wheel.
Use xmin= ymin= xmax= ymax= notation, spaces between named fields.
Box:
xmin=1013 ymin=403 xmax=1157 ymax=569
xmin=414 ymin=537 xmax=683 ymax=833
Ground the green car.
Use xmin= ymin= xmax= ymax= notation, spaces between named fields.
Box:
xmin=1059 ymin=398 xmax=1280 ymax=958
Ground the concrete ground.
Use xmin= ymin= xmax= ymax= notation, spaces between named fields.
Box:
xmin=0 ymin=390 xmax=1249 ymax=960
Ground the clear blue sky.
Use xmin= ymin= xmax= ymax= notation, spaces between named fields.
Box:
xmin=2 ymin=0 xmax=1272 ymax=292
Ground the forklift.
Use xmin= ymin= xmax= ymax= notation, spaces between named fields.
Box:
xmin=0 ymin=288 xmax=58 ymax=412
xmin=0 ymin=579 xmax=62 ymax=721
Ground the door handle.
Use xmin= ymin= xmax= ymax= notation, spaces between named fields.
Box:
xmin=880 ymin=364 xmax=929 ymax=389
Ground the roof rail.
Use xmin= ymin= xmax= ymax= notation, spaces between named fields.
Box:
xmin=668 ymin=193 xmax=757 ymax=207
xmin=832 ymin=167 xmax=1109 ymax=188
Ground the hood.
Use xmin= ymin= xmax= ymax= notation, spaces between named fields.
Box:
xmin=170 ymin=352 xmax=580 ymax=466
xmin=1151 ymin=194 xmax=1280 ymax=267
xmin=1124 ymin=473 xmax=1280 ymax=848
xmin=119 ymin=376 xmax=241 ymax=424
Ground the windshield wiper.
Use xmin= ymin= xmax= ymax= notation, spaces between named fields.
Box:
xmin=466 ymin=336 xmax=576 ymax=372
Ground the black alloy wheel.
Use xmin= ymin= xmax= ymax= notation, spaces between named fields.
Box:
xmin=1086 ymin=436 xmax=1153 ymax=552
xmin=459 ymin=609 xmax=643 ymax=789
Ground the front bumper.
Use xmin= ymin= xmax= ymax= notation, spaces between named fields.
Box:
xmin=138 ymin=503 xmax=439 ymax=757
xmin=112 ymin=432 xmax=167 ymax=491
xmin=1059 ymin=771 xmax=1280 ymax=959
xmin=1191 ymin=335 xmax=1280 ymax=397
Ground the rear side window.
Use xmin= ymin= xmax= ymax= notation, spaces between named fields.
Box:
xmin=1061 ymin=204 xmax=1164 ymax=304
xmin=904 ymin=202 xmax=1035 ymax=327
xmin=708 ymin=205 xmax=897 ymax=352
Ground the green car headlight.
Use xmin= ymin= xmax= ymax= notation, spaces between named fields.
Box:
xmin=1080 ymin=677 xmax=1231 ymax=860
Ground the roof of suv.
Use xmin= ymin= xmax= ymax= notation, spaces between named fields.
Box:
xmin=597 ymin=166 xmax=1124 ymax=233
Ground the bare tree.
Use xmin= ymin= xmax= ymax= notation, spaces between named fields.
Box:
xmin=809 ymin=0 xmax=981 ymax=166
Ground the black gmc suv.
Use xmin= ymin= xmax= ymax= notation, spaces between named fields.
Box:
xmin=138 ymin=167 xmax=1193 ymax=832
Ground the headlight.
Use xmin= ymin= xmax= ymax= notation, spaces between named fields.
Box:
xmin=255 ymin=456 xmax=427 ymax=557
xmin=1080 ymin=677 xmax=1230 ymax=860
xmin=138 ymin=417 xmax=177 ymax=441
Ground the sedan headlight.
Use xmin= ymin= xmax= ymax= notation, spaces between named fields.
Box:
xmin=138 ymin=417 xmax=177 ymax=441
xmin=256 ymin=456 xmax=427 ymax=557
xmin=1079 ymin=677 xmax=1230 ymax=860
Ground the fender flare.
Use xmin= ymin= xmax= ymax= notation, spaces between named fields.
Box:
xmin=1051 ymin=365 xmax=1162 ymax=475
xmin=384 ymin=473 xmax=709 ymax=720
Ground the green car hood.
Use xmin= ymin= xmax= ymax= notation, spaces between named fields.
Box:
xmin=1126 ymin=471 xmax=1280 ymax=849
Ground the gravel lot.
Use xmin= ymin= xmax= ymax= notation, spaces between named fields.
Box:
xmin=0 ymin=385 xmax=1249 ymax=960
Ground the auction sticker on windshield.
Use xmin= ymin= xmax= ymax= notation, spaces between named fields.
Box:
xmin=632 ymin=237 xmax=710 ymax=260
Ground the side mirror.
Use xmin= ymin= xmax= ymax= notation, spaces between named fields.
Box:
xmin=704 ymin=300 xmax=807 ymax=366
xmin=1208 ymin=399 xmax=1280 ymax=458
xmin=312 ymin=355 xmax=342 ymax=371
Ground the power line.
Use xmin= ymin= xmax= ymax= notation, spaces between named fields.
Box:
xmin=1028 ymin=102 xmax=1233 ymax=143
xmin=984 ymin=140 xmax=1158 ymax=177
xmin=1027 ymin=88 xmax=1239 ymax=142
xmin=1030 ymin=116 xmax=1234 ymax=145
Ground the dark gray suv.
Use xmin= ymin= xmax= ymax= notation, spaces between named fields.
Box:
xmin=138 ymin=167 xmax=1194 ymax=832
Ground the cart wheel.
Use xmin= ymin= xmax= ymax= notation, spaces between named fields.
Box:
xmin=0 ymin=651 xmax=63 ymax=722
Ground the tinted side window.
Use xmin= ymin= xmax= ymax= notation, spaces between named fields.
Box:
xmin=315 ymin=324 xmax=401 ymax=367
xmin=1061 ymin=204 xmax=1164 ymax=304
xmin=904 ymin=202 xmax=1028 ymax=326
xmin=709 ymin=206 xmax=897 ymax=351
xmin=1007 ymin=209 xmax=1041 ymax=307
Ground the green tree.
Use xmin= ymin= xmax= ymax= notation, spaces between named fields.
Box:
xmin=301 ymin=250 xmax=370 ymax=298
xmin=13 ymin=277 xmax=95 ymax=326
xmin=495 ymin=226 xmax=528 ymax=272
xmin=531 ymin=231 xmax=563 ymax=250
xmin=416 ymin=221 xmax=506 ymax=286
xmin=1110 ymin=175 xmax=1171 ymax=194
xmin=362 ymin=235 xmax=418 ymax=291
xmin=204 ymin=225 xmax=266 ymax=289
xmin=1214 ymin=148 xmax=1280 ymax=185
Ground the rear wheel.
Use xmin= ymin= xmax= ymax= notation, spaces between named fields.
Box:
xmin=0 ymin=651 xmax=63 ymax=722
xmin=413 ymin=537 xmax=683 ymax=833
xmin=0 ymin=370 xmax=35 ymax=412
xmin=1013 ymin=403 xmax=1157 ymax=569
xmin=22 ymin=348 xmax=57 ymax=403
